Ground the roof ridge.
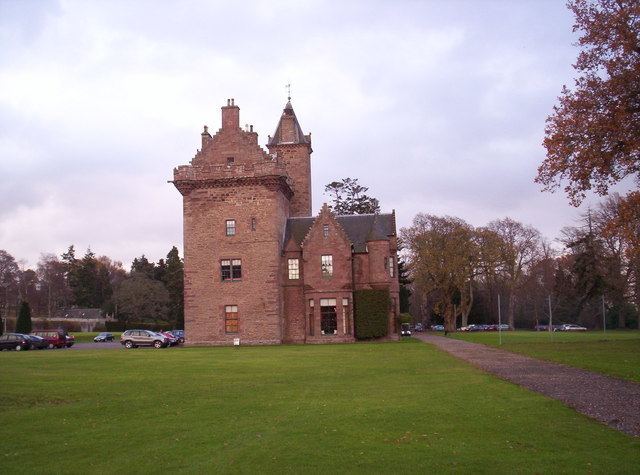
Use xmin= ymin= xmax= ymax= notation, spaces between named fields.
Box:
xmin=336 ymin=212 xmax=393 ymax=218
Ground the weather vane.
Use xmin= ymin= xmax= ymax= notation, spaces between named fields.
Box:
xmin=286 ymin=82 xmax=291 ymax=101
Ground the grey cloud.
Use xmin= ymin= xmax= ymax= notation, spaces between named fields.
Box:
xmin=0 ymin=0 xmax=592 ymax=268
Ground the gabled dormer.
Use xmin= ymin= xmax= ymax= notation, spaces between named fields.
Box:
xmin=300 ymin=204 xmax=353 ymax=291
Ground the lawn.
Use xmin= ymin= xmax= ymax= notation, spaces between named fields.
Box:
xmin=449 ymin=330 xmax=640 ymax=382
xmin=0 ymin=340 xmax=638 ymax=473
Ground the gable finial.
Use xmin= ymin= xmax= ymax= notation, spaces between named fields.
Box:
xmin=286 ymin=82 xmax=291 ymax=101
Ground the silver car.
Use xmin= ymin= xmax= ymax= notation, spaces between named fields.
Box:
xmin=120 ymin=330 xmax=169 ymax=349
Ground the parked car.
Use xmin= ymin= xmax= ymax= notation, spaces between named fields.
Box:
xmin=160 ymin=331 xmax=180 ymax=346
xmin=171 ymin=330 xmax=185 ymax=344
xmin=431 ymin=324 xmax=444 ymax=332
xmin=400 ymin=323 xmax=412 ymax=336
xmin=94 ymin=332 xmax=114 ymax=342
xmin=555 ymin=324 xmax=587 ymax=332
xmin=0 ymin=333 xmax=32 ymax=351
xmin=26 ymin=334 xmax=49 ymax=350
xmin=414 ymin=323 xmax=424 ymax=332
xmin=120 ymin=330 xmax=169 ymax=349
xmin=32 ymin=330 xmax=72 ymax=349
xmin=65 ymin=333 xmax=75 ymax=348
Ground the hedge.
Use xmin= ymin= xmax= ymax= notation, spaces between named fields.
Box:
xmin=398 ymin=313 xmax=412 ymax=324
xmin=106 ymin=321 xmax=176 ymax=332
xmin=354 ymin=289 xmax=390 ymax=339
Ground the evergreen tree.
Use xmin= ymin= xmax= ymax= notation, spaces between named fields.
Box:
xmin=61 ymin=245 xmax=79 ymax=306
xmin=163 ymin=247 xmax=184 ymax=328
xmin=154 ymin=258 xmax=167 ymax=282
xmin=74 ymin=249 xmax=98 ymax=307
xmin=398 ymin=259 xmax=411 ymax=312
xmin=15 ymin=301 xmax=32 ymax=334
xmin=131 ymin=255 xmax=156 ymax=279
xmin=397 ymin=241 xmax=412 ymax=313
xmin=324 ymin=178 xmax=380 ymax=215
xmin=114 ymin=273 xmax=170 ymax=324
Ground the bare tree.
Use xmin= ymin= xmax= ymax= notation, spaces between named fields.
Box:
xmin=401 ymin=214 xmax=478 ymax=332
xmin=488 ymin=218 xmax=542 ymax=329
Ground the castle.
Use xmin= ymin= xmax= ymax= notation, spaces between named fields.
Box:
xmin=172 ymin=98 xmax=399 ymax=345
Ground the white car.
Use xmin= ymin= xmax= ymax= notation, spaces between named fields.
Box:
xmin=555 ymin=324 xmax=587 ymax=332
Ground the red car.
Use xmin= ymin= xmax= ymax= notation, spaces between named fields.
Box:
xmin=160 ymin=331 xmax=180 ymax=346
xmin=32 ymin=330 xmax=74 ymax=349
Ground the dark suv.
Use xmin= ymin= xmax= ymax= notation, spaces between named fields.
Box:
xmin=120 ymin=330 xmax=168 ymax=349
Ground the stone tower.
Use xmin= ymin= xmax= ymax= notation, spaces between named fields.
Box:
xmin=172 ymin=99 xmax=293 ymax=345
xmin=267 ymin=100 xmax=313 ymax=217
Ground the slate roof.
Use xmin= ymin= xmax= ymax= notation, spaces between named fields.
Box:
xmin=284 ymin=213 xmax=396 ymax=252
xmin=267 ymin=101 xmax=311 ymax=146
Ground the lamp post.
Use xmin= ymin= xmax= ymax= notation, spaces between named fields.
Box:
xmin=498 ymin=294 xmax=502 ymax=346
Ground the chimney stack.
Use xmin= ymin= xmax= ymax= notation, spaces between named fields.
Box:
xmin=221 ymin=98 xmax=240 ymax=130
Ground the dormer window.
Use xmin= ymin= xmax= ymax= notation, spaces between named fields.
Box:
xmin=323 ymin=224 xmax=329 ymax=238
xmin=226 ymin=156 xmax=234 ymax=167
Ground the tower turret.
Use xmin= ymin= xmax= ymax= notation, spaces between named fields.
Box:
xmin=267 ymin=99 xmax=312 ymax=217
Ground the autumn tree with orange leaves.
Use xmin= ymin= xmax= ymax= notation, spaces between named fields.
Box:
xmin=537 ymin=0 xmax=639 ymax=206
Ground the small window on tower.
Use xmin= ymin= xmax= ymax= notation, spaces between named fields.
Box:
xmin=323 ymin=224 xmax=329 ymax=238
xmin=221 ymin=259 xmax=242 ymax=281
xmin=251 ymin=218 xmax=256 ymax=231
xmin=227 ymin=156 xmax=234 ymax=167
xmin=226 ymin=220 xmax=236 ymax=236
xmin=225 ymin=305 xmax=238 ymax=333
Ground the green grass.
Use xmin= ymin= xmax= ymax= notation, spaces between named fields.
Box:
xmin=449 ymin=330 xmax=640 ymax=382
xmin=0 ymin=340 xmax=638 ymax=473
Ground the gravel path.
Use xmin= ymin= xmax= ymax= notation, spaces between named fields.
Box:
xmin=414 ymin=333 xmax=640 ymax=437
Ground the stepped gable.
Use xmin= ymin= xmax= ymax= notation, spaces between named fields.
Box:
xmin=192 ymin=99 xmax=273 ymax=165
xmin=284 ymin=212 xmax=396 ymax=253
xmin=171 ymin=99 xmax=292 ymax=197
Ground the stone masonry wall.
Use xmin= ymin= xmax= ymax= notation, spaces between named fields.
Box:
xmin=183 ymin=184 xmax=289 ymax=345
xmin=269 ymin=144 xmax=311 ymax=217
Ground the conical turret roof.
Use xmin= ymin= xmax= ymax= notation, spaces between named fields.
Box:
xmin=267 ymin=100 xmax=310 ymax=146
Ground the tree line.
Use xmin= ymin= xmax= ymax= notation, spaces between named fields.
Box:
xmin=404 ymin=0 xmax=640 ymax=331
xmin=401 ymin=194 xmax=639 ymax=331
xmin=0 ymin=245 xmax=184 ymax=332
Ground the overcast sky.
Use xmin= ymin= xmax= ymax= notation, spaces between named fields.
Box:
xmin=0 ymin=0 xmax=629 ymax=269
